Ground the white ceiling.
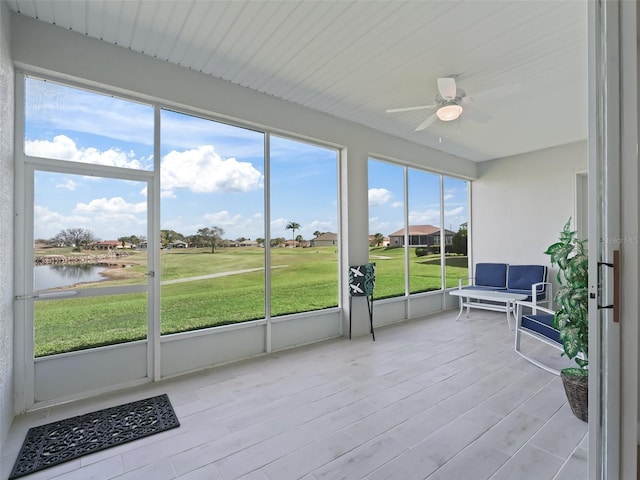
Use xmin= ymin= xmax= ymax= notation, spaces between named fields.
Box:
xmin=6 ymin=0 xmax=588 ymax=162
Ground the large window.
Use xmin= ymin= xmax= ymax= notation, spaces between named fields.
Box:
xmin=25 ymin=77 xmax=153 ymax=357
xmin=160 ymin=110 xmax=266 ymax=332
xmin=23 ymin=76 xmax=341 ymax=356
xmin=368 ymin=160 xmax=405 ymax=299
xmin=269 ymin=135 xmax=339 ymax=316
xmin=368 ymin=158 xmax=469 ymax=298
xmin=444 ymin=177 xmax=469 ymax=288
xmin=407 ymin=169 xmax=442 ymax=294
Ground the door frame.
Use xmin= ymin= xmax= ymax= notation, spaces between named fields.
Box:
xmin=588 ymin=0 xmax=638 ymax=478
xmin=13 ymin=74 xmax=158 ymax=412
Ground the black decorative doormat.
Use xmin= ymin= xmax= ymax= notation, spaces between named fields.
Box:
xmin=9 ymin=393 xmax=180 ymax=479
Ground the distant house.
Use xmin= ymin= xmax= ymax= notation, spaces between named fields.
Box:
xmin=236 ymin=240 xmax=258 ymax=247
xmin=387 ymin=225 xmax=455 ymax=247
xmin=88 ymin=240 xmax=129 ymax=250
xmin=310 ymin=232 xmax=338 ymax=247
xmin=169 ymin=240 xmax=188 ymax=248
xmin=283 ymin=239 xmax=309 ymax=248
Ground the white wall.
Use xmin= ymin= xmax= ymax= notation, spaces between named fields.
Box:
xmin=0 ymin=1 xmax=14 ymax=443
xmin=472 ymin=141 xmax=587 ymax=273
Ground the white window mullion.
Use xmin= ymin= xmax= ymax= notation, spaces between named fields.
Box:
xmin=264 ymin=133 xmax=272 ymax=353
xmin=151 ymin=106 xmax=162 ymax=381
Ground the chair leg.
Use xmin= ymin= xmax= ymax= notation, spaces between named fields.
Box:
xmin=349 ymin=295 xmax=352 ymax=339
xmin=368 ymin=295 xmax=375 ymax=341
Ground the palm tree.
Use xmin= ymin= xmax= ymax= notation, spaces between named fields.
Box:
xmin=313 ymin=230 xmax=322 ymax=238
xmin=374 ymin=232 xmax=384 ymax=247
xmin=286 ymin=221 xmax=301 ymax=247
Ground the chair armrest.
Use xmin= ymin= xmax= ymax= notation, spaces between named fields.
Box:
xmin=515 ymin=301 xmax=554 ymax=316
xmin=531 ymin=281 xmax=553 ymax=311
xmin=458 ymin=277 xmax=475 ymax=289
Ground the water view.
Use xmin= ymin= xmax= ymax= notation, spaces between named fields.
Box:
xmin=35 ymin=264 xmax=109 ymax=291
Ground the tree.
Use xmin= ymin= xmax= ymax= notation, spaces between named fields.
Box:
xmin=295 ymin=234 xmax=304 ymax=245
xmin=53 ymin=228 xmax=96 ymax=249
xmin=161 ymin=229 xmax=183 ymax=248
xmin=313 ymin=230 xmax=323 ymax=238
xmin=256 ymin=238 xmax=265 ymax=247
xmin=271 ymin=237 xmax=286 ymax=248
xmin=451 ymin=225 xmax=468 ymax=255
xmin=118 ymin=235 xmax=141 ymax=248
xmin=286 ymin=221 xmax=301 ymax=247
xmin=198 ymin=226 xmax=225 ymax=253
xmin=373 ymin=233 xmax=384 ymax=247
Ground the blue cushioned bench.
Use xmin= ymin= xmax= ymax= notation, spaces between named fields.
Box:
xmin=455 ymin=263 xmax=551 ymax=320
xmin=514 ymin=303 xmax=562 ymax=375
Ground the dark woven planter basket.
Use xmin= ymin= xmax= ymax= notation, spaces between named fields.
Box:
xmin=561 ymin=371 xmax=588 ymax=422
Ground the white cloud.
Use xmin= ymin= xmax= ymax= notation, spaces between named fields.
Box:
xmin=445 ymin=206 xmax=464 ymax=217
xmin=270 ymin=218 xmax=288 ymax=231
xmin=203 ymin=210 xmax=242 ymax=227
xmin=408 ymin=208 xmax=441 ymax=225
xmin=390 ymin=201 xmax=403 ymax=208
xmin=309 ymin=220 xmax=335 ymax=232
xmin=56 ymin=179 xmax=78 ymax=191
xmin=25 ymin=135 xmax=145 ymax=169
xmin=75 ymin=197 xmax=146 ymax=214
xmin=368 ymin=188 xmax=393 ymax=206
xmin=443 ymin=193 xmax=454 ymax=201
xmin=33 ymin=205 xmax=91 ymax=239
xmin=161 ymin=145 xmax=263 ymax=194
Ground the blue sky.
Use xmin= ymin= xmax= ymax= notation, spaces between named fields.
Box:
xmin=26 ymin=77 xmax=466 ymax=243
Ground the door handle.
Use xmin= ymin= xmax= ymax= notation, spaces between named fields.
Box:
xmin=597 ymin=249 xmax=620 ymax=323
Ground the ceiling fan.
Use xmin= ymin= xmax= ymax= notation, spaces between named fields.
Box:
xmin=386 ymin=77 xmax=521 ymax=131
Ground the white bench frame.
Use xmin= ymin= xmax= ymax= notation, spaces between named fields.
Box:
xmin=453 ymin=279 xmax=552 ymax=322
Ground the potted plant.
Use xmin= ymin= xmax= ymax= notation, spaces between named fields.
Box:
xmin=544 ymin=219 xmax=589 ymax=422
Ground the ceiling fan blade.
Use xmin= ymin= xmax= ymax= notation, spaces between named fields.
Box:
xmin=415 ymin=113 xmax=437 ymax=131
xmin=463 ymin=106 xmax=492 ymax=123
xmin=437 ymin=77 xmax=457 ymax=100
xmin=386 ymin=104 xmax=436 ymax=113
xmin=462 ymin=83 xmax=522 ymax=104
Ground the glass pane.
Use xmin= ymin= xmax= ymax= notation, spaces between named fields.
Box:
xmin=34 ymin=171 xmax=149 ymax=291
xmin=443 ymin=177 xmax=469 ymax=288
xmin=34 ymin=293 xmax=147 ymax=357
xmin=408 ymin=169 xmax=442 ymax=293
xmin=24 ymin=77 xmax=154 ymax=169
xmin=368 ymin=159 xmax=405 ymax=299
xmin=160 ymin=110 xmax=265 ymax=332
xmin=269 ymin=135 xmax=339 ymax=316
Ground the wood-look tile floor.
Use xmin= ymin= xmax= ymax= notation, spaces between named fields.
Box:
xmin=1 ymin=310 xmax=588 ymax=480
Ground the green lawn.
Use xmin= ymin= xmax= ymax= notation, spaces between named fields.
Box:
xmin=34 ymin=246 xmax=467 ymax=356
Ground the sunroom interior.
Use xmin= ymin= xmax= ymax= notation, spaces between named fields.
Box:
xmin=0 ymin=1 xmax=620 ymax=479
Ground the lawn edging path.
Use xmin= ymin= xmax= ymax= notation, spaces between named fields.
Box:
xmin=160 ymin=265 xmax=288 ymax=285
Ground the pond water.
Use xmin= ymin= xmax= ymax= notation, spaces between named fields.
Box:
xmin=34 ymin=264 xmax=109 ymax=291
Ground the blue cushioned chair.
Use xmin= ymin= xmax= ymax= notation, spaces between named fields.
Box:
xmin=506 ymin=265 xmax=549 ymax=304
xmin=514 ymin=304 xmax=563 ymax=374
xmin=460 ymin=263 xmax=508 ymax=291
xmin=348 ymin=263 xmax=376 ymax=341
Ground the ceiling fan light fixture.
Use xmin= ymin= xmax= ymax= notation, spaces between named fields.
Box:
xmin=436 ymin=103 xmax=463 ymax=121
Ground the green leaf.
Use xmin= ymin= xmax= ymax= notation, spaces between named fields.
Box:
xmin=545 ymin=218 xmax=589 ymax=371
xmin=562 ymin=367 xmax=588 ymax=377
